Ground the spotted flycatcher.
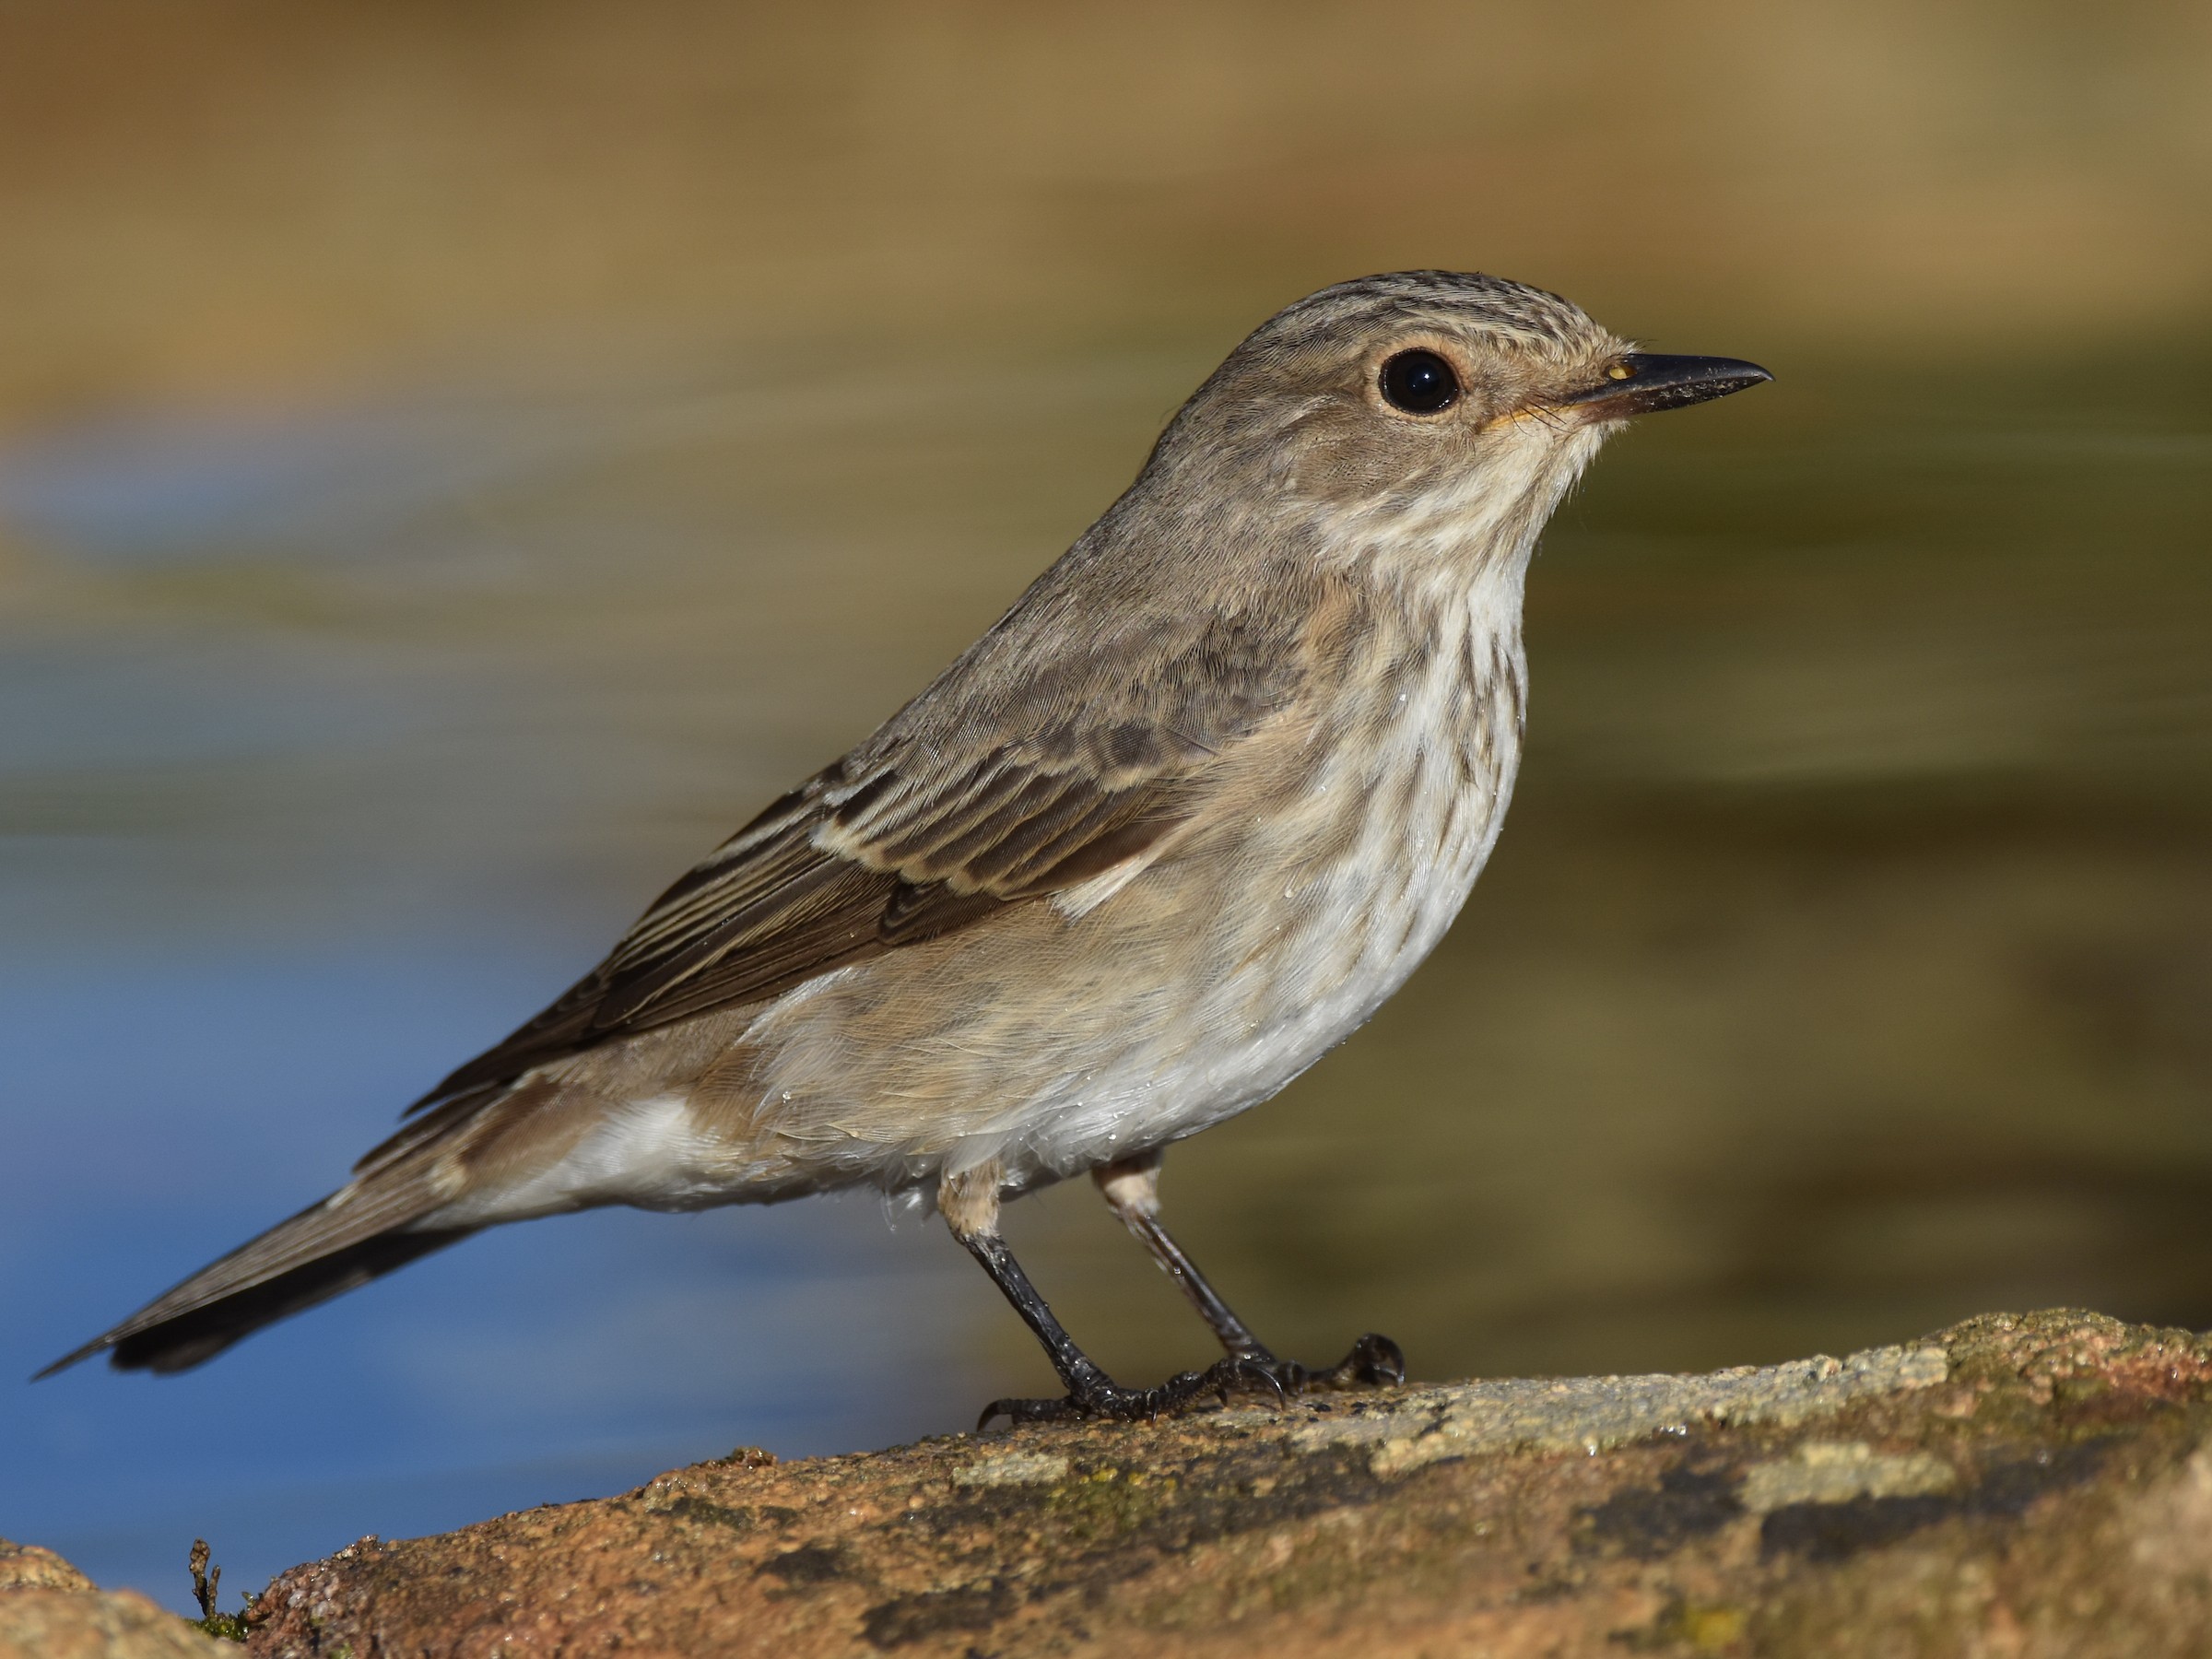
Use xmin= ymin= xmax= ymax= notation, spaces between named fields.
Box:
xmin=48 ymin=273 xmax=1770 ymax=1423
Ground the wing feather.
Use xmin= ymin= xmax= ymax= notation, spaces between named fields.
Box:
xmin=402 ymin=596 xmax=1319 ymax=1117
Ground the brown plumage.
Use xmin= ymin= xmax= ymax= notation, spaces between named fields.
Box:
xmin=45 ymin=273 xmax=1769 ymax=1419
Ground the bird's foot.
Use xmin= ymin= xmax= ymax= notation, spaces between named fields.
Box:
xmin=977 ymin=1356 xmax=1284 ymax=1432
xmin=1240 ymin=1332 xmax=1406 ymax=1395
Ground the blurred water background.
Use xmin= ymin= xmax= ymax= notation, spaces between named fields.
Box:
xmin=3 ymin=0 xmax=2208 ymax=1616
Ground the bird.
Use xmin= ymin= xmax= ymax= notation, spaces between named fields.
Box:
xmin=43 ymin=272 xmax=1770 ymax=1426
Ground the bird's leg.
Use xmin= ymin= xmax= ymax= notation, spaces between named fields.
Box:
xmin=1093 ymin=1153 xmax=1269 ymax=1359
xmin=1092 ymin=1150 xmax=1406 ymax=1394
xmin=943 ymin=1160 xmax=1282 ymax=1430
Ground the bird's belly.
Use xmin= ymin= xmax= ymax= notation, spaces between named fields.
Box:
xmin=1004 ymin=716 xmax=1516 ymax=1183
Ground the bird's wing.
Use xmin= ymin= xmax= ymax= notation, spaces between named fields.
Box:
xmin=389 ymin=602 xmax=1312 ymax=1131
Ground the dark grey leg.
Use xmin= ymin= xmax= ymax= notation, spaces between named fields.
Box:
xmin=942 ymin=1160 xmax=1281 ymax=1430
xmin=1093 ymin=1150 xmax=1406 ymax=1392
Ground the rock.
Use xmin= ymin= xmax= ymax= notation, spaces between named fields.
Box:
xmin=0 ymin=1541 xmax=97 ymax=1594
xmin=0 ymin=1541 xmax=232 ymax=1659
xmin=248 ymin=1311 xmax=2212 ymax=1656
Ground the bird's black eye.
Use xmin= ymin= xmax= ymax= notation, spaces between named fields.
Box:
xmin=1378 ymin=348 xmax=1460 ymax=416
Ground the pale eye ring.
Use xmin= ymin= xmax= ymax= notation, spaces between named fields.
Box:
xmin=1378 ymin=349 xmax=1460 ymax=416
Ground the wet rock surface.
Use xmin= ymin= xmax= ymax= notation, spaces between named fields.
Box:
xmin=247 ymin=1311 xmax=2212 ymax=1656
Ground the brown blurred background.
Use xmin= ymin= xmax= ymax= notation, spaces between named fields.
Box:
xmin=4 ymin=0 xmax=2208 ymax=418
xmin=4 ymin=0 xmax=2209 ymax=1605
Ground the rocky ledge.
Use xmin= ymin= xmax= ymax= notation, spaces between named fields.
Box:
xmin=17 ymin=1310 xmax=2212 ymax=1657
xmin=224 ymin=1310 xmax=2212 ymax=1657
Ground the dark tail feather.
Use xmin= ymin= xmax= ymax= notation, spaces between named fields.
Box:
xmin=41 ymin=1079 xmax=510 ymax=1380
xmin=37 ymin=1188 xmax=477 ymax=1379
xmin=108 ymin=1229 xmax=473 ymax=1373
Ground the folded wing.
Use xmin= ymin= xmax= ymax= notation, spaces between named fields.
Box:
xmin=398 ymin=603 xmax=1310 ymax=1124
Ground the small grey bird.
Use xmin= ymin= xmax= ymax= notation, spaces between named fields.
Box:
xmin=45 ymin=273 xmax=1769 ymax=1424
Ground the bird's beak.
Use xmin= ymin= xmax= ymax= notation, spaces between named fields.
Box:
xmin=1559 ymin=352 xmax=1773 ymax=421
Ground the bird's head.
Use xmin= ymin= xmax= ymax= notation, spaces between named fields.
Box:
xmin=1148 ymin=271 xmax=1771 ymax=572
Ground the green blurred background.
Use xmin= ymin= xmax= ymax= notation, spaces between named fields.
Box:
xmin=4 ymin=0 xmax=2209 ymax=1606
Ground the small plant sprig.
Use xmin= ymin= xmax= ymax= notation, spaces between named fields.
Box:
xmin=187 ymin=1539 xmax=253 ymax=1642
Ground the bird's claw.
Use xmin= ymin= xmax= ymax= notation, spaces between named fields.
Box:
xmin=973 ymin=1336 xmax=1403 ymax=1431
xmin=1305 ymin=1331 xmax=1407 ymax=1391
xmin=976 ymin=1355 xmax=1284 ymax=1432
xmin=1224 ymin=1331 xmax=1406 ymax=1395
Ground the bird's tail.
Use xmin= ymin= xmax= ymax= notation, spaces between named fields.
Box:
xmin=37 ymin=1146 xmax=477 ymax=1377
